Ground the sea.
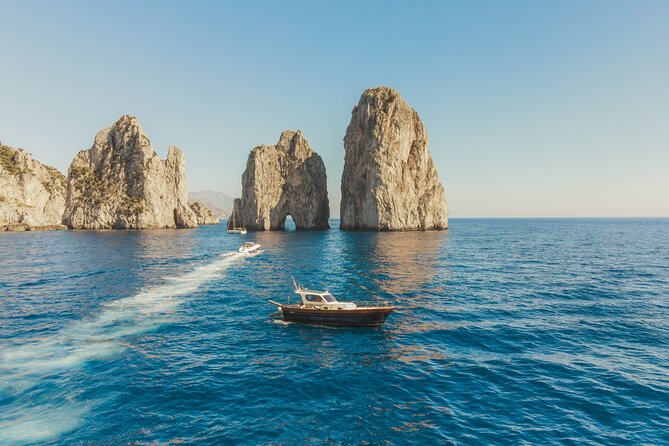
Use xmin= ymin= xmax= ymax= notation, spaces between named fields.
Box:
xmin=0 ymin=218 xmax=667 ymax=445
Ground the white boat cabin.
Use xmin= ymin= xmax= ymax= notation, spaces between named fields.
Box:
xmin=294 ymin=289 xmax=357 ymax=310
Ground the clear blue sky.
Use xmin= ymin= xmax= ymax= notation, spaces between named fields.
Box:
xmin=1 ymin=0 xmax=667 ymax=217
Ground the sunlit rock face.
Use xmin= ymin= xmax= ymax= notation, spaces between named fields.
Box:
xmin=228 ymin=130 xmax=330 ymax=231
xmin=0 ymin=144 xmax=67 ymax=231
xmin=340 ymin=86 xmax=448 ymax=231
xmin=63 ymin=115 xmax=198 ymax=229
xmin=190 ymin=201 xmax=219 ymax=225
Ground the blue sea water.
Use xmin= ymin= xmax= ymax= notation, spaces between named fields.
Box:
xmin=0 ymin=218 xmax=668 ymax=445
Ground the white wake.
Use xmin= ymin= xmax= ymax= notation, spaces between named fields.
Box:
xmin=0 ymin=250 xmax=249 ymax=444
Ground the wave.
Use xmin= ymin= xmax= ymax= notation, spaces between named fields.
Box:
xmin=0 ymin=250 xmax=248 ymax=444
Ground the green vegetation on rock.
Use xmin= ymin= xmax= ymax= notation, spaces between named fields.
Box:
xmin=0 ymin=143 xmax=20 ymax=174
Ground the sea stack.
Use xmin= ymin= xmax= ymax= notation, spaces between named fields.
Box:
xmin=228 ymin=130 xmax=329 ymax=230
xmin=0 ymin=143 xmax=67 ymax=231
xmin=340 ymin=86 xmax=448 ymax=230
xmin=63 ymin=115 xmax=198 ymax=229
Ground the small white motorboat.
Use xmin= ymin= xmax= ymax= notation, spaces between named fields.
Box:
xmin=239 ymin=242 xmax=261 ymax=253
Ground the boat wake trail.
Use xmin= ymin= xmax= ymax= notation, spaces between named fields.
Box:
xmin=0 ymin=251 xmax=248 ymax=444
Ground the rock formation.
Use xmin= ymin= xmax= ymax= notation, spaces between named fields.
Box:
xmin=228 ymin=130 xmax=329 ymax=230
xmin=63 ymin=115 xmax=198 ymax=229
xmin=188 ymin=190 xmax=234 ymax=218
xmin=189 ymin=201 xmax=219 ymax=225
xmin=0 ymin=143 xmax=67 ymax=231
xmin=340 ymin=86 xmax=448 ymax=230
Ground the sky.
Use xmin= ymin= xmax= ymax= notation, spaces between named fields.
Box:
xmin=0 ymin=0 xmax=667 ymax=217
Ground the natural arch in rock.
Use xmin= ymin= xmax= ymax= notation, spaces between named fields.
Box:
xmin=228 ymin=130 xmax=330 ymax=231
xmin=278 ymin=213 xmax=298 ymax=231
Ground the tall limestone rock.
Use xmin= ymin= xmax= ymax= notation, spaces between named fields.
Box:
xmin=228 ymin=130 xmax=329 ymax=230
xmin=0 ymin=143 xmax=67 ymax=231
xmin=340 ymin=86 xmax=448 ymax=230
xmin=63 ymin=115 xmax=198 ymax=229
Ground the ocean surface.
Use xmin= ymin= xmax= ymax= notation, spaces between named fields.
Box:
xmin=0 ymin=218 xmax=668 ymax=445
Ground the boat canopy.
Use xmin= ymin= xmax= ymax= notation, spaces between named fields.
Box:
xmin=295 ymin=289 xmax=338 ymax=303
xmin=292 ymin=278 xmax=338 ymax=303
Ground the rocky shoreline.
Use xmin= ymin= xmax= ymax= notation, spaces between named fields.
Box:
xmin=190 ymin=201 xmax=220 ymax=225
xmin=1 ymin=116 xmax=217 ymax=231
xmin=1 ymin=224 xmax=68 ymax=232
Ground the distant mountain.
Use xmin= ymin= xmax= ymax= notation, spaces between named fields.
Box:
xmin=188 ymin=190 xmax=235 ymax=218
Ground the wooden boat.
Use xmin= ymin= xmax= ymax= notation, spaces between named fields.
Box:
xmin=269 ymin=279 xmax=394 ymax=327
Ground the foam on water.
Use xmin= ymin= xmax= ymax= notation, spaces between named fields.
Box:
xmin=0 ymin=398 xmax=104 ymax=445
xmin=0 ymin=250 xmax=247 ymax=444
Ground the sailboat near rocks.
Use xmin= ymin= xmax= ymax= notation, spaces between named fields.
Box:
xmin=227 ymin=208 xmax=247 ymax=234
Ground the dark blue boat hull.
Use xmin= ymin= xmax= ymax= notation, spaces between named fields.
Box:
xmin=281 ymin=307 xmax=393 ymax=327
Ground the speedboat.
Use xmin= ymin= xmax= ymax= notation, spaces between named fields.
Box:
xmin=268 ymin=279 xmax=394 ymax=327
xmin=239 ymin=242 xmax=261 ymax=253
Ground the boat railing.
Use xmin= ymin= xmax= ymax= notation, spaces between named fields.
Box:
xmin=355 ymin=300 xmax=394 ymax=308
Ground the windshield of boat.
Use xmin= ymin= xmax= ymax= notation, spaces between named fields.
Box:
xmin=322 ymin=293 xmax=336 ymax=302
xmin=304 ymin=294 xmax=324 ymax=303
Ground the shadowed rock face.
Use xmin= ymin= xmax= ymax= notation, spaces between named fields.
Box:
xmin=0 ymin=144 xmax=67 ymax=231
xmin=228 ymin=130 xmax=329 ymax=231
xmin=340 ymin=86 xmax=448 ymax=231
xmin=190 ymin=201 xmax=219 ymax=225
xmin=63 ymin=115 xmax=198 ymax=229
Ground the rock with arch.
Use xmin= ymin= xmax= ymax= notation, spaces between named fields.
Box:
xmin=228 ymin=130 xmax=330 ymax=231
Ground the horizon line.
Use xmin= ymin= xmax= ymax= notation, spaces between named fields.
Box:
xmin=220 ymin=215 xmax=669 ymax=220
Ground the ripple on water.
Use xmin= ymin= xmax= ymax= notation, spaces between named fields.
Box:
xmin=0 ymin=219 xmax=668 ymax=444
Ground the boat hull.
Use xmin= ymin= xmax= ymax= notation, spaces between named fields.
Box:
xmin=239 ymin=243 xmax=260 ymax=253
xmin=280 ymin=307 xmax=393 ymax=327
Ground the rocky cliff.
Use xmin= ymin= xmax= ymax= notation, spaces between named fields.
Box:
xmin=0 ymin=143 xmax=67 ymax=231
xmin=63 ymin=115 xmax=198 ymax=229
xmin=228 ymin=130 xmax=329 ymax=230
xmin=340 ymin=86 xmax=448 ymax=230
xmin=190 ymin=201 xmax=219 ymax=225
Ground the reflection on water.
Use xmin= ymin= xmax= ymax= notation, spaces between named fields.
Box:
xmin=339 ymin=230 xmax=450 ymax=299
xmin=343 ymin=231 xmax=454 ymax=338
xmin=368 ymin=231 xmax=449 ymax=295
